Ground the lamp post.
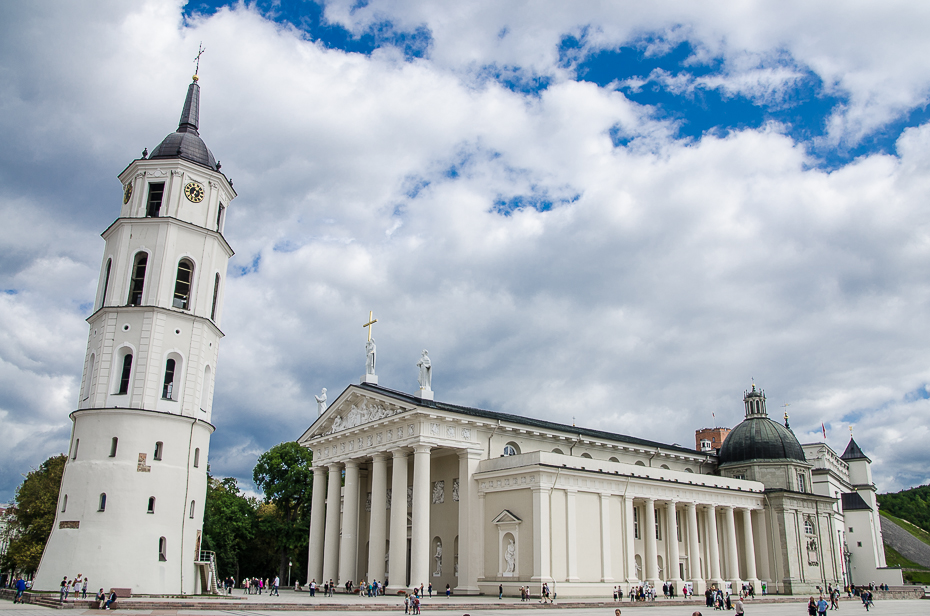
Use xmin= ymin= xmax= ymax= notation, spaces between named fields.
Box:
xmin=288 ymin=560 xmax=292 ymax=588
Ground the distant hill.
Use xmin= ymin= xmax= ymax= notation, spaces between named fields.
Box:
xmin=878 ymin=484 xmax=930 ymax=535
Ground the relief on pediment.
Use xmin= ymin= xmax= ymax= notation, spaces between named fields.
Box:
xmin=328 ymin=398 xmax=405 ymax=433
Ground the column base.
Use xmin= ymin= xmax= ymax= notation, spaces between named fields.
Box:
xmin=730 ymin=578 xmax=743 ymax=592
xmin=453 ymin=585 xmax=481 ymax=595
xmin=417 ymin=388 xmax=433 ymax=400
xmin=361 ymin=373 xmax=378 ymax=385
xmin=386 ymin=584 xmax=407 ymax=595
xmin=689 ymin=579 xmax=706 ymax=595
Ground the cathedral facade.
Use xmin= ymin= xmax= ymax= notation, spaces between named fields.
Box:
xmin=299 ymin=382 xmax=901 ymax=597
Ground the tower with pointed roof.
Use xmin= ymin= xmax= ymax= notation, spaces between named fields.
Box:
xmin=34 ymin=76 xmax=235 ymax=594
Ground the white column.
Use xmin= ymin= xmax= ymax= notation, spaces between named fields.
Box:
xmin=706 ymin=505 xmax=722 ymax=586
xmin=368 ymin=454 xmax=388 ymax=583
xmin=322 ymin=463 xmax=342 ymax=584
xmin=666 ymin=500 xmax=681 ymax=584
xmin=456 ymin=451 xmax=480 ymax=594
xmin=687 ymin=502 xmax=704 ymax=594
xmin=387 ymin=449 xmax=408 ymax=593
xmin=307 ymin=465 xmax=327 ymax=584
xmin=408 ymin=443 xmax=432 ymax=590
xmin=741 ymin=508 xmax=759 ymax=584
xmin=624 ymin=495 xmax=638 ymax=585
xmin=338 ymin=460 xmax=360 ymax=585
xmin=723 ymin=505 xmax=741 ymax=587
xmin=531 ymin=486 xmax=551 ymax=582
xmin=565 ymin=489 xmax=579 ymax=581
xmin=477 ymin=491 xmax=486 ymax=582
xmin=644 ymin=497 xmax=659 ymax=585
xmin=600 ymin=493 xmax=613 ymax=582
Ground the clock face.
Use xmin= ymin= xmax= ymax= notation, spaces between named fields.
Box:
xmin=184 ymin=181 xmax=205 ymax=203
xmin=122 ymin=183 xmax=133 ymax=204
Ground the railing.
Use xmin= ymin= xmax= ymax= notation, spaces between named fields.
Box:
xmin=198 ymin=550 xmax=220 ymax=595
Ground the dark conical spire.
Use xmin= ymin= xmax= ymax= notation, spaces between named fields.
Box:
xmin=177 ymin=79 xmax=200 ymax=135
xmin=841 ymin=437 xmax=868 ymax=461
xmin=148 ymin=77 xmax=217 ymax=170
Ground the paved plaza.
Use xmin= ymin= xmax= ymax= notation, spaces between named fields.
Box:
xmin=1 ymin=590 xmax=927 ymax=616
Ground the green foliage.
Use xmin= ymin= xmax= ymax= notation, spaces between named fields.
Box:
xmin=252 ymin=442 xmax=314 ymax=581
xmin=202 ymin=476 xmax=257 ymax=580
xmin=883 ymin=543 xmax=927 ymax=570
xmin=877 ymin=484 xmax=930 ymax=535
xmin=0 ymin=454 xmax=66 ymax=574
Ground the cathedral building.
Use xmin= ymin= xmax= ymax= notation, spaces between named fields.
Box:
xmin=33 ymin=76 xmax=235 ymax=594
xmin=298 ymin=381 xmax=901 ymax=596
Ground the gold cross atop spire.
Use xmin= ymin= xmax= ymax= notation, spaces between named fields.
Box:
xmin=193 ymin=42 xmax=206 ymax=81
xmin=363 ymin=310 xmax=378 ymax=341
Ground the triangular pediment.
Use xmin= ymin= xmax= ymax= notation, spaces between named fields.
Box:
xmin=492 ymin=509 xmax=522 ymax=525
xmin=297 ymin=385 xmax=416 ymax=444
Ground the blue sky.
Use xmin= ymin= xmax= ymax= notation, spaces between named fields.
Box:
xmin=2 ymin=1 xmax=930 ymax=502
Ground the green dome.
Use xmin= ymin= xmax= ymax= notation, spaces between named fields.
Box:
xmin=718 ymin=416 xmax=806 ymax=466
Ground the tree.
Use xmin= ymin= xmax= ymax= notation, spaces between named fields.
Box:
xmin=0 ymin=455 xmax=66 ymax=575
xmin=252 ymin=442 xmax=314 ymax=581
xmin=202 ymin=475 xmax=257 ymax=581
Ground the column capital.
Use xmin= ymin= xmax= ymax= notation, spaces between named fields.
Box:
xmin=371 ymin=452 xmax=389 ymax=462
xmin=344 ymin=459 xmax=360 ymax=469
xmin=389 ymin=447 xmax=410 ymax=458
xmin=411 ymin=442 xmax=433 ymax=454
xmin=327 ymin=462 xmax=343 ymax=471
xmin=643 ymin=496 xmax=655 ymax=504
xmin=458 ymin=448 xmax=484 ymax=460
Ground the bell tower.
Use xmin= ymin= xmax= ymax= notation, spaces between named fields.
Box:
xmin=34 ymin=75 xmax=235 ymax=595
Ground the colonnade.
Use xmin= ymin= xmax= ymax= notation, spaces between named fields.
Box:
xmin=628 ymin=498 xmax=758 ymax=590
xmin=306 ymin=445 xmax=479 ymax=593
xmin=306 ymin=443 xmax=760 ymax=593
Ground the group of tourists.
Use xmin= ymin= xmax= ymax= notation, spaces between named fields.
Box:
xmin=403 ymin=586 xmax=427 ymax=614
xmin=219 ymin=576 xmax=277 ymax=596
xmin=58 ymin=574 xmax=89 ymax=602
xmin=627 ymin=584 xmax=657 ymax=601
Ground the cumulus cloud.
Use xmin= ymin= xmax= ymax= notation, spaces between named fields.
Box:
xmin=1 ymin=1 xmax=930 ymax=501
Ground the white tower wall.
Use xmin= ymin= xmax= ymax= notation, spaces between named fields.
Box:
xmin=34 ymin=79 xmax=235 ymax=595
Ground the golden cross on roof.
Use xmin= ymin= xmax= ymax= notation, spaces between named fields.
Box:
xmin=363 ymin=310 xmax=378 ymax=341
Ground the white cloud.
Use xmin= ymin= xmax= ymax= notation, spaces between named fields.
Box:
xmin=1 ymin=1 xmax=930 ymax=500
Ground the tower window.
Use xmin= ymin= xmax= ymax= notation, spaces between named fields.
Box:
xmin=655 ymin=510 xmax=662 ymax=540
xmin=193 ymin=447 xmax=200 ymax=468
xmin=804 ymin=517 xmax=815 ymax=535
xmin=189 ymin=500 xmax=196 ymax=519
xmin=61 ymin=494 xmax=68 ymax=513
xmin=146 ymin=183 xmax=164 ymax=217
xmin=109 ymin=437 xmax=118 ymax=458
xmin=127 ymin=252 xmax=148 ymax=305
xmin=147 ymin=497 xmax=156 ymax=514
xmin=172 ymin=259 xmax=193 ymax=309
xmin=210 ymin=274 xmax=220 ymax=321
xmin=117 ymin=353 xmax=133 ymax=395
xmin=72 ymin=438 xmax=79 ymax=460
xmin=100 ymin=259 xmax=112 ymax=309
xmin=162 ymin=359 xmax=176 ymax=399
xmin=158 ymin=536 xmax=167 ymax=561
xmin=633 ymin=507 xmax=640 ymax=539
xmin=154 ymin=441 xmax=163 ymax=461
xmin=98 ymin=493 xmax=107 ymax=512
xmin=798 ymin=473 xmax=807 ymax=493
xmin=216 ymin=204 xmax=225 ymax=232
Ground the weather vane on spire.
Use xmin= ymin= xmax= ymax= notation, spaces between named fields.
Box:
xmin=193 ymin=42 xmax=206 ymax=81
